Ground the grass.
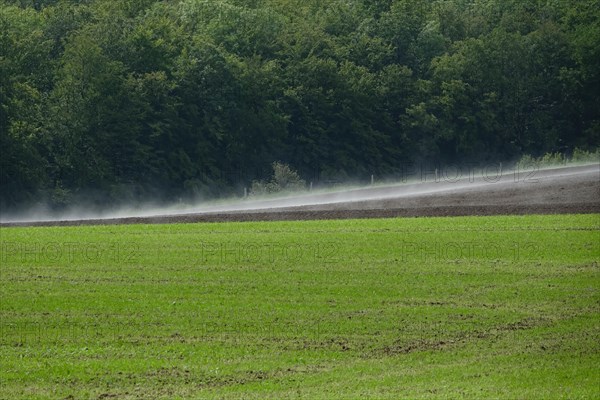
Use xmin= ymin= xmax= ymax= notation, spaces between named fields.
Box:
xmin=0 ymin=214 xmax=599 ymax=399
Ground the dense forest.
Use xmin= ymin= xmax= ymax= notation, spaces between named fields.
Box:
xmin=1 ymin=0 xmax=599 ymax=211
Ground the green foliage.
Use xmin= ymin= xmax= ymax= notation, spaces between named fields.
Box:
xmin=250 ymin=161 xmax=305 ymax=195
xmin=517 ymin=148 xmax=600 ymax=168
xmin=1 ymin=0 xmax=599 ymax=211
xmin=572 ymin=147 xmax=600 ymax=163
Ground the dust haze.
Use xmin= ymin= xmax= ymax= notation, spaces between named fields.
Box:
xmin=1 ymin=163 xmax=598 ymax=225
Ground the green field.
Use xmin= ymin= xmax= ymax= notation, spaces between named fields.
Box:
xmin=1 ymin=215 xmax=599 ymax=399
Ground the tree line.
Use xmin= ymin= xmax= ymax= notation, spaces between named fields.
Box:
xmin=1 ymin=0 xmax=598 ymax=211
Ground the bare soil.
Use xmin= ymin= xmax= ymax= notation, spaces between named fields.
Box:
xmin=2 ymin=164 xmax=599 ymax=227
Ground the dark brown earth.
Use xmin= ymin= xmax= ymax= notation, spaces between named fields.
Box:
xmin=2 ymin=164 xmax=599 ymax=227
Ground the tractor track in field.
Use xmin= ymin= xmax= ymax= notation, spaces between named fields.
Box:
xmin=2 ymin=164 xmax=599 ymax=227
